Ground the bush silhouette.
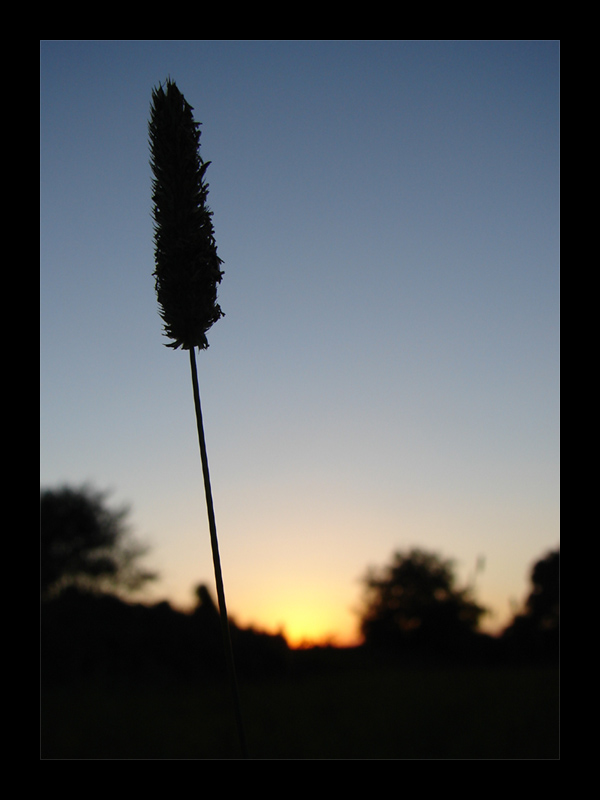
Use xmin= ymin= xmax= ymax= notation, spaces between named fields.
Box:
xmin=502 ymin=549 xmax=559 ymax=662
xmin=359 ymin=548 xmax=487 ymax=658
xmin=41 ymin=484 xmax=156 ymax=601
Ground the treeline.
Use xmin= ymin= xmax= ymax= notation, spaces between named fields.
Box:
xmin=40 ymin=485 xmax=558 ymax=686
xmin=41 ymin=585 xmax=291 ymax=686
xmin=41 ymin=555 xmax=558 ymax=688
xmin=358 ymin=547 xmax=559 ymax=666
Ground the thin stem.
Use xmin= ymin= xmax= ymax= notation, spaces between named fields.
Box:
xmin=189 ymin=347 xmax=248 ymax=759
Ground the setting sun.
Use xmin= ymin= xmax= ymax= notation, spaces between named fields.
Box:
xmin=277 ymin=608 xmax=353 ymax=649
xmin=235 ymin=588 xmax=361 ymax=649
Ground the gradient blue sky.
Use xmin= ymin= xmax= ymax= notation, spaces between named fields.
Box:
xmin=40 ymin=41 xmax=560 ymax=646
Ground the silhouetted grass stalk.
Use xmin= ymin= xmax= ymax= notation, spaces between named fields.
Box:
xmin=189 ymin=347 xmax=247 ymax=757
xmin=149 ymin=78 xmax=247 ymax=757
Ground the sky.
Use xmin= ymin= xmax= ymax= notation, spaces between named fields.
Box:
xmin=40 ymin=40 xmax=560 ymax=647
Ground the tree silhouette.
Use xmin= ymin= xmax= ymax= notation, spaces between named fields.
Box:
xmin=41 ymin=484 xmax=157 ymax=600
xmin=526 ymin=549 xmax=559 ymax=627
xmin=502 ymin=549 xmax=559 ymax=661
xmin=359 ymin=548 xmax=486 ymax=656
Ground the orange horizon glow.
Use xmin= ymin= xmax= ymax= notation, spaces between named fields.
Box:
xmin=269 ymin=624 xmax=364 ymax=651
xmin=233 ymin=601 xmax=364 ymax=650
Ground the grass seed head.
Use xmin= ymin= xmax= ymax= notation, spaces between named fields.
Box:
xmin=149 ymin=79 xmax=224 ymax=350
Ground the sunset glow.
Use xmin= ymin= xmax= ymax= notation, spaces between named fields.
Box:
xmin=240 ymin=595 xmax=362 ymax=649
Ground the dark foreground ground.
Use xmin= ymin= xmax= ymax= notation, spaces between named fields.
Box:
xmin=41 ymin=649 xmax=559 ymax=759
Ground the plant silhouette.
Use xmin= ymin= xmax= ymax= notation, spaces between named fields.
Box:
xmin=149 ymin=80 xmax=224 ymax=351
xmin=40 ymin=484 xmax=157 ymax=601
xmin=502 ymin=548 xmax=559 ymax=661
xmin=359 ymin=548 xmax=487 ymax=657
xmin=149 ymin=78 xmax=246 ymax=757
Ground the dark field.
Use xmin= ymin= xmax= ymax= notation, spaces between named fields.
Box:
xmin=41 ymin=654 xmax=559 ymax=759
